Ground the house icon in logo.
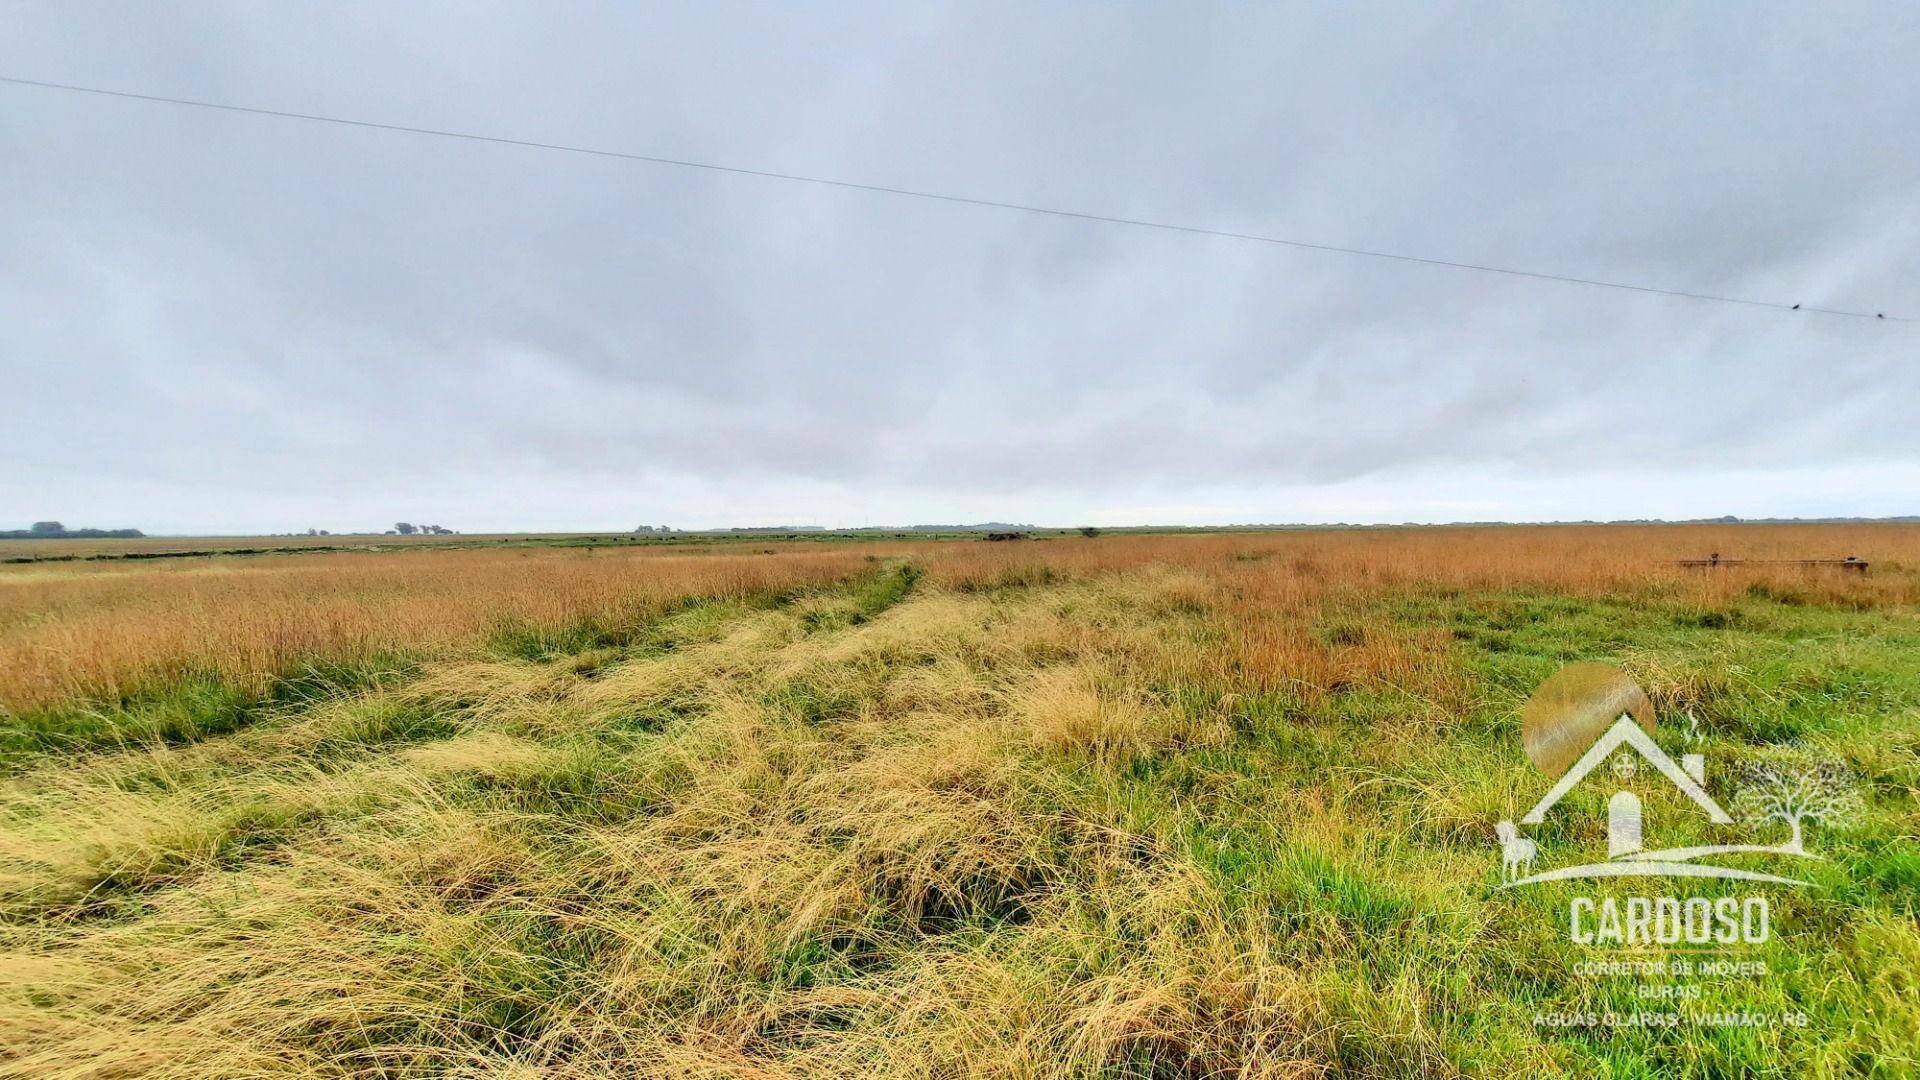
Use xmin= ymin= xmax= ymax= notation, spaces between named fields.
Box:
xmin=1497 ymin=664 xmax=1821 ymax=889
xmin=1519 ymin=713 xmax=1730 ymax=859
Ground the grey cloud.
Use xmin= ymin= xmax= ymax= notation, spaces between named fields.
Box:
xmin=3 ymin=1 xmax=1918 ymax=532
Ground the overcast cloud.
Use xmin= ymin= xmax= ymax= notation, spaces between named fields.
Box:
xmin=3 ymin=1 xmax=1918 ymax=533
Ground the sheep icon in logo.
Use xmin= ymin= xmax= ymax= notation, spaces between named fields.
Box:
xmin=1494 ymin=820 xmax=1537 ymax=881
xmin=1494 ymin=663 xmax=1854 ymax=889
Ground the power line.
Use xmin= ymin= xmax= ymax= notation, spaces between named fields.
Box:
xmin=1 ymin=72 xmax=1909 ymax=323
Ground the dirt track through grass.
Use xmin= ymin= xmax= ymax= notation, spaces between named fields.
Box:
xmin=2 ymin=538 xmax=1917 ymax=1077
xmin=2 ymin=567 xmax=1298 ymax=1075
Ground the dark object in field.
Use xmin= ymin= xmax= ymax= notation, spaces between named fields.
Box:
xmin=1677 ymin=554 xmax=1868 ymax=574
xmin=984 ymin=531 xmax=1029 ymax=542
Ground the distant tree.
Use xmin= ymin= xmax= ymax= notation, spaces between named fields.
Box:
xmin=394 ymin=522 xmax=417 ymax=535
xmin=30 ymin=521 xmax=64 ymax=535
xmin=1079 ymin=526 xmax=1101 ymax=538
xmin=1733 ymin=760 xmax=1862 ymax=854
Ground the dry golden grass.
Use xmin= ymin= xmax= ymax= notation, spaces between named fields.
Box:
xmin=0 ymin=545 xmax=881 ymax=711
xmin=922 ymin=522 xmax=1919 ymax=597
xmin=2 ymin=563 xmax=1412 ymax=1077
xmin=7 ymin=523 xmax=1917 ymax=717
xmin=1 ymin=526 xmax=1917 ymax=1076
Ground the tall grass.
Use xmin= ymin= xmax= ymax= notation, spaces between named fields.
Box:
xmin=0 ymin=546 xmax=880 ymax=712
xmin=0 ymin=527 xmax=1916 ymax=1075
xmin=5 ymin=523 xmax=1915 ymax=731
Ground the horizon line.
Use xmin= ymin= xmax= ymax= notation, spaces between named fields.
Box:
xmin=8 ymin=513 xmax=1920 ymax=540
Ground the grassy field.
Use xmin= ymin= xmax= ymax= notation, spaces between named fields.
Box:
xmin=0 ymin=528 xmax=1076 ymax=563
xmin=0 ymin=531 xmax=883 ymax=562
xmin=1 ymin=526 xmax=1915 ymax=1077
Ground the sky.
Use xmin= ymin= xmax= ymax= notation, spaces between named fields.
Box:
xmin=3 ymin=2 xmax=1918 ymax=534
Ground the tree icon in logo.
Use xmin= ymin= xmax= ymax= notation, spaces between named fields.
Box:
xmin=1732 ymin=761 xmax=1862 ymax=855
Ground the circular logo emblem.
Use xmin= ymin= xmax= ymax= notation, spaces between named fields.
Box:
xmin=1521 ymin=662 xmax=1654 ymax=778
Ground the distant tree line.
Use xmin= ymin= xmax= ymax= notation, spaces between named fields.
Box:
xmin=1 ymin=521 xmax=145 ymax=539
xmin=389 ymin=523 xmax=456 ymax=536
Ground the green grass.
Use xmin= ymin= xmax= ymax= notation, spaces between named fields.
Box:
xmin=1 ymin=566 xmax=1915 ymax=1076
xmin=0 ymin=654 xmax=423 ymax=770
xmin=1029 ymin=583 xmax=1919 ymax=1076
